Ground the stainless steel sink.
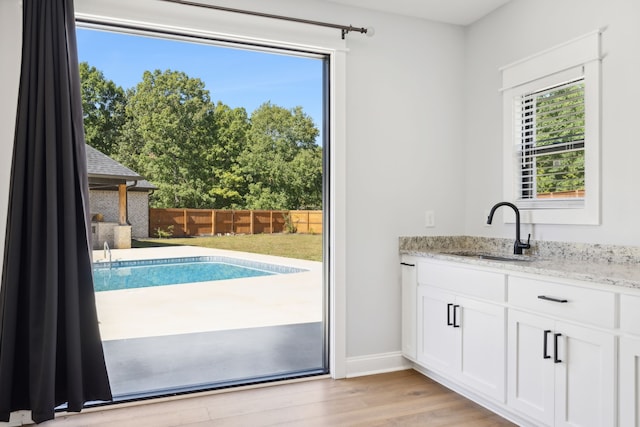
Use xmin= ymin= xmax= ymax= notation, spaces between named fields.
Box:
xmin=445 ymin=251 xmax=534 ymax=262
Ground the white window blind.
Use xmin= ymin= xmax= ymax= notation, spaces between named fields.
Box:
xmin=515 ymin=77 xmax=585 ymax=202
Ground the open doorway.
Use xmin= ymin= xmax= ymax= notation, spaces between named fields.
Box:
xmin=77 ymin=24 xmax=328 ymax=401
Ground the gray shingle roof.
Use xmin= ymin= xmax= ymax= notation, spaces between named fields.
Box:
xmin=86 ymin=144 xmax=142 ymax=181
xmin=127 ymin=179 xmax=157 ymax=191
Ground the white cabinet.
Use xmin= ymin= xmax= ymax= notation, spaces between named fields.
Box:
xmin=416 ymin=261 xmax=506 ymax=402
xmin=400 ymin=256 xmax=418 ymax=361
xmin=508 ymin=278 xmax=616 ymax=427
xmin=456 ymin=295 xmax=506 ymax=402
xmin=507 ymin=310 xmax=555 ymax=424
xmin=417 ymin=286 xmax=459 ymax=372
xmin=619 ymin=294 xmax=640 ymax=426
xmin=405 ymin=257 xmax=623 ymax=427
xmin=553 ymin=322 xmax=614 ymax=427
xmin=620 ymin=337 xmax=640 ymax=427
xmin=508 ymin=276 xmax=616 ymax=329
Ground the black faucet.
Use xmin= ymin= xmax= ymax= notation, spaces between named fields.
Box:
xmin=487 ymin=202 xmax=531 ymax=255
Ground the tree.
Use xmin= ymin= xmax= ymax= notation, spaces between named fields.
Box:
xmin=79 ymin=62 xmax=126 ymax=156
xmin=207 ymin=102 xmax=250 ymax=208
xmin=80 ymin=64 xmax=323 ymax=211
xmin=287 ymin=146 xmax=323 ymax=209
xmin=239 ymin=102 xmax=321 ymax=210
xmin=116 ymin=69 xmax=217 ymax=208
xmin=533 ymin=82 xmax=585 ymax=196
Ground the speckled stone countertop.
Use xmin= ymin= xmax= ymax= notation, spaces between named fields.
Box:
xmin=399 ymin=236 xmax=640 ymax=289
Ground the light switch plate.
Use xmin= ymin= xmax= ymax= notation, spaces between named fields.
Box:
xmin=425 ymin=210 xmax=435 ymax=227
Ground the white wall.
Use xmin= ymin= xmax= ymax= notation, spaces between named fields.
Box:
xmin=0 ymin=0 xmax=467 ymax=374
xmin=463 ymin=0 xmax=640 ymax=246
xmin=72 ymin=0 xmax=468 ymax=366
xmin=342 ymin=13 xmax=465 ymax=360
xmin=4 ymin=0 xmax=636 ymax=388
xmin=4 ymin=0 xmax=637 ymax=378
xmin=0 ymin=0 xmax=22 ymax=283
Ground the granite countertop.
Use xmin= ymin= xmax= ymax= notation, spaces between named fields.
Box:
xmin=399 ymin=236 xmax=640 ymax=289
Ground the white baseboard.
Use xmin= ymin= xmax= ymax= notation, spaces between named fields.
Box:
xmin=345 ymin=351 xmax=412 ymax=378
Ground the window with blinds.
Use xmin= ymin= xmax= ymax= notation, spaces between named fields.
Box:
xmin=516 ymin=78 xmax=585 ymax=202
xmin=501 ymin=30 xmax=600 ymax=224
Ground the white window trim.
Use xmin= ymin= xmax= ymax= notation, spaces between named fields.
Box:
xmin=500 ymin=30 xmax=602 ymax=225
xmin=75 ymin=0 xmax=348 ymax=378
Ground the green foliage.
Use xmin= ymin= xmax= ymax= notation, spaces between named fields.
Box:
xmin=137 ymin=234 xmax=323 ymax=262
xmin=207 ymin=102 xmax=250 ymax=208
xmin=80 ymin=64 xmax=323 ymax=211
xmin=531 ymin=83 xmax=585 ymax=195
xmin=283 ymin=214 xmax=297 ymax=234
xmin=240 ymin=102 xmax=321 ymax=209
xmin=155 ymin=225 xmax=174 ymax=238
xmin=79 ymin=62 xmax=126 ymax=155
xmin=116 ymin=69 xmax=217 ymax=208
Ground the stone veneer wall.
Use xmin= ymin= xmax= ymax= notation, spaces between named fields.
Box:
xmin=89 ymin=190 xmax=149 ymax=238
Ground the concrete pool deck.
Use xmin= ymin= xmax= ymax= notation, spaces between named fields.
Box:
xmin=92 ymin=246 xmax=323 ymax=341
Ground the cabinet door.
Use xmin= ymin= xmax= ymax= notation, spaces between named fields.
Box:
xmin=554 ymin=322 xmax=615 ymax=427
xmin=417 ymin=285 xmax=458 ymax=374
xmin=457 ymin=296 xmax=506 ymax=402
xmin=620 ymin=336 xmax=640 ymax=427
xmin=507 ymin=310 xmax=555 ymax=426
xmin=401 ymin=258 xmax=418 ymax=361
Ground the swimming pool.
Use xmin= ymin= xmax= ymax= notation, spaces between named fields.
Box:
xmin=92 ymin=256 xmax=307 ymax=292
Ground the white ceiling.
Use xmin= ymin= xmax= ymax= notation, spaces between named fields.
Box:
xmin=321 ymin=0 xmax=512 ymax=26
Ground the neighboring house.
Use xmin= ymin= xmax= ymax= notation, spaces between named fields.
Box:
xmin=86 ymin=145 xmax=156 ymax=242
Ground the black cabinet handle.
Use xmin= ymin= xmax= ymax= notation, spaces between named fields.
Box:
xmin=543 ymin=330 xmax=552 ymax=359
xmin=447 ymin=303 xmax=453 ymax=326
xmin=453 ymin=305 xmax=460 ymax=328
xmin=400 ymin=262 xmax=415 ymax=267
xmin=554 ymin=333 xmax=562 ymax=363
xmin=538 ymin=295 xmax=568 ymax=303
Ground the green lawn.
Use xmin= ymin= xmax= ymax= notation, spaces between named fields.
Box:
xmin=134 ymin=233 xmax=323 ymax=262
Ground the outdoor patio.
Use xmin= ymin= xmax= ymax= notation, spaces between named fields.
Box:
xmin=92 ymin=245 xmax=322 ymax=340
xmin=91 ymin=245 xmax=324 ymax=398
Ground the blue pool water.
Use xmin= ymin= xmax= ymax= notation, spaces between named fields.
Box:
xmin=93 ymin=256 xmax=306 ymax=292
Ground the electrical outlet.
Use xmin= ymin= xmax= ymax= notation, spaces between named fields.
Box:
xmin=425 ymin=210 xmax=435 ymax=228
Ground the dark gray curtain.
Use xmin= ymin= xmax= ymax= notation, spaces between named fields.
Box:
xmin=0 ymin=0 xmax=112 ymax=423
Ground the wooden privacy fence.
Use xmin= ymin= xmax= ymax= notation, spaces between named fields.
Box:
xmin=149 ymin=208 xmax=323 ymax=237
xmin=536 ymin=190 xmax=585 ymax=199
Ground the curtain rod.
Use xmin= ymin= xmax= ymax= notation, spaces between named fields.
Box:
xmin=159 ymin=0 xmax=369 ymax=39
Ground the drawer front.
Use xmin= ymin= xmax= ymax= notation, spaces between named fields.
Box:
xmin=508 ymin=276 xmax=615 ymax=328
xmin=620 ymin=294 xmax=640 ymax=336
xmin=417 ymin=261 xmax=505 ymax=302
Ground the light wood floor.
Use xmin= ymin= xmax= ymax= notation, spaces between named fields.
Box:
xmin=42 ymin=370 xmax=516 ymax=426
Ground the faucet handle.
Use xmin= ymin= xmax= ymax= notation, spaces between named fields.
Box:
xmin=515 ymin=233 xmax=531 ymax=253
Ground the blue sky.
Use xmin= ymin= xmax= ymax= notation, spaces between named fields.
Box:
xmin=76 ymin=28 xmax=324 ymax=141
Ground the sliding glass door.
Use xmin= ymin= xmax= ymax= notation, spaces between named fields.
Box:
xmin=78 ymin=24 xmax=328 ymax=400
